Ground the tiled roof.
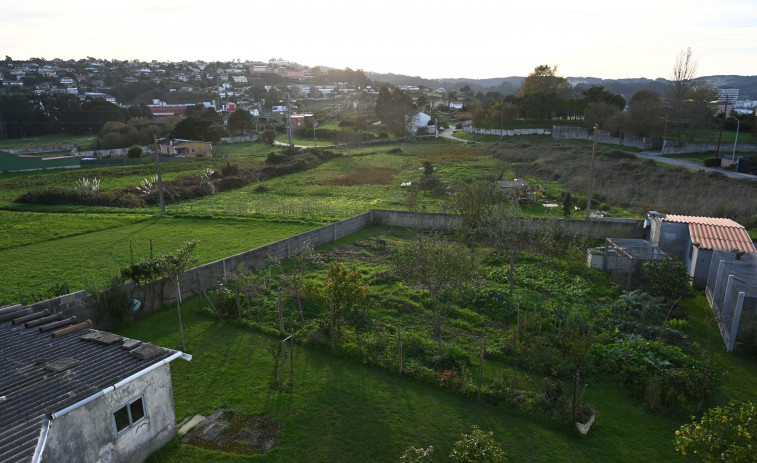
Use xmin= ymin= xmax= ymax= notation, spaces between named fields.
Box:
xmin=664 ymin=215 xmax=757 ymax=252
xmin=0 ymin=307 xmax=185 ymax=463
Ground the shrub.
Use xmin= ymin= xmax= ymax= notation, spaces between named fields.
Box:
xmin=703 ymin=157 xmax=721 ymax=167
xmin=127 ymin=145 xmax=143 ymax=158
xmin=674 ymin=400 xmax=757 ymax=462
xmin=400 ymin=445 xmax=434 ymax=463
xmin=266 ymin=152 xmax=288 ymax=164
xmin=641 ymin=256 xmax=694 ymax=304
xmin=449 ymin=425 xmax=508 ymax=463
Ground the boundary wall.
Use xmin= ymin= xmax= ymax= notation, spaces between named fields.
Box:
xmin=21 ymin=210 xmax=645 ymax=329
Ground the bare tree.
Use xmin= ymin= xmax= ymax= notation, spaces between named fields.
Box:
xmin=391 ymin=232 xmax=475 ymax=354
xmin=667 ymin=47 xmax=699 ymax=138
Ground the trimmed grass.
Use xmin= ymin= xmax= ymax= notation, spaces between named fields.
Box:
xmin=0 ymin=215 xmax=323 ymax=305
xmin=120 ymin=303 xmax=687 ymax=463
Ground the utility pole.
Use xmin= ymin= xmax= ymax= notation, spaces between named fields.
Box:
xmin=585 ymin=124 xmax=598 ymax=220
xmin=153 ymin=136 xmax=166 ymax=216
xmin=286 ymin=93 xmax=293 ymax=148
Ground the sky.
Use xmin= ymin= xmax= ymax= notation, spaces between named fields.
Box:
xmin=2 ymin=0 xmax=756 ymax=80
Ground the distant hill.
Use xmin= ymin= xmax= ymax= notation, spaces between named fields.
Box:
xmin=366 ymin=72 xmax=757 ymax=100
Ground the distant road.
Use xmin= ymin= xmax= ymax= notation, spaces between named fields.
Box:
xmin=633 ymin=150 xmax=757 ymax=181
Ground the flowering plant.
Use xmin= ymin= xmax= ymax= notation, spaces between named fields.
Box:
xmin=400 ymin=445 xmax=434 ymax=462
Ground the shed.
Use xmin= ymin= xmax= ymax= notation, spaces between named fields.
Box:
xmin=647 ymin=212 xmax=756 ymax=288
xmin=0 ymin=305 xmax=190 ymax=462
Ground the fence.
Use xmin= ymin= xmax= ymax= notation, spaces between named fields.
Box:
xmin=592 ymin=238 xmax=667 ymax=291
xmin=706 ymin=250 xmax=757 ymax=352
xmin=18 ymin=210 xmax=645 ymax=329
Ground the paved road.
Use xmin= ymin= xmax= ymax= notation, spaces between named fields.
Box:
xmin=439 ymin=129 xmax=470 ymax=143
xmin=633 ymin=150 xmax=757 ymax=181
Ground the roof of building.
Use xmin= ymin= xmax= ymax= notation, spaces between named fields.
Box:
xmin=0 ymin=306 xmax=187 ymax=463
xmin=158 ymin=138 xmax=211 ymax=147
xmin=663 ymin=215 xmax=757 ymax=252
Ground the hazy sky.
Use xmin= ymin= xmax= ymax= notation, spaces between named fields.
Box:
xmin=3 ymin=0 xmax=755 ymax=80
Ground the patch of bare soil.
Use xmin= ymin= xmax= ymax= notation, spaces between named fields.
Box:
xmin=182 ymin=410 xmax=283 ymax=456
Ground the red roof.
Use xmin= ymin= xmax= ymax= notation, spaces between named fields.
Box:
xmin=148 ymin=105 xmax=187 ymax=117
xmin=664 ymin=215 xmax=756 ymax=252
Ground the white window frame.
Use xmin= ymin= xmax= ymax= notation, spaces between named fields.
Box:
xmin=112 ymin=394 xmax=147 ymax=436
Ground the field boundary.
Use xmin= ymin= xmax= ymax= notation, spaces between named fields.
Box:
xmin=25 ymin=210 xmax=645 ymax=328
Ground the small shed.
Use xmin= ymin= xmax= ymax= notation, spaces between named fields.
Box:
xmin=589 ymin=238 xmax=667 ymax=291
xmin=648 ymin=212 xmax=756 ymax=288
xmin=0 ymin=305 xmax=190 ymax=462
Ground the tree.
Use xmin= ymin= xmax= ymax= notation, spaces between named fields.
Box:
xmin=666 ymin=47 xmax=699 ymax=138
xmin=287 ymin=242 xmax=323 ymax=325
xmin=375 ymin=86 xmax=416 ymax=136
xmin=392 ymin=233 xmax=474 ymax=354
xmin=127 ymin=145 xmax=143 ymax=158
xmin=450 ymin=425 xmax=508 ymax=463
xmin=323 ymin=262 xmax=369 ymax=348
xmin=158 ymin=240 xmax=199 ymax=352
xmin=626 ymin=90 xmax=664 ymax=137
xmin=674 ymin=400 xmax=757 ymax=462
xmin=227 ymin=109 xmax=254 ymax=135
xmin=520 ymin=65 xmax=571 ymax=97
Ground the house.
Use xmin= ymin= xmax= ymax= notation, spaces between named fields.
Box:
xmin=289 ymin=114 xmax=314 ymax=130
xmin=647 ymin=212 xmax=757 ymax=288
xmin=450 ymin=101 xmax=463 ymax=110
xmin=158 ymin=139 xmax=213 ymax=158
xmin=407 ymin=112 xmax=431 ymax=134
xmin=0 ymin=305 xmax=190 ymax=462
xmin=147 ymin=103 xmax=191 ymax=119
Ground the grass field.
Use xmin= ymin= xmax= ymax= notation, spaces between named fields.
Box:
xmin=0 ymin=215 xmax=324 ymax=305
xmin=2 ymin=134 xmax=756 ymax=462
xmin=119 ymin=301 xmax=688 ymax=463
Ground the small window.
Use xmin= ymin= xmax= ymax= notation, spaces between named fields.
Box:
xmin=113 ymin=396 xmax=146 ymax=436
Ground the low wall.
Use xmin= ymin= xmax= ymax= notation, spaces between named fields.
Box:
xmin=465 ymin=127 xmax=550 ymax=137
xmin=551 ymin=126 xmax=660 ymax=150
xmin=6 ymin=145 xmax=78 ymax=155
xmin=24 ymin=209 xmax=645 ymax=327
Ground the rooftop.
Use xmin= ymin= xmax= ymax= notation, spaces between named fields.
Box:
xmin=0 ymin=305 xmax=187 ymax=463
xmin=663 ymin=214 xmax=757 ymax=253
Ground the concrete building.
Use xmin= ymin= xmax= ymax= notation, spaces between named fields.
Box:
xmin=157 ymin=139 xmax=213 ymax=157
xmin=0 ymin=306 xmax=190 ymax=462
xmin=647 ymin=212 xmax=757 ymax=288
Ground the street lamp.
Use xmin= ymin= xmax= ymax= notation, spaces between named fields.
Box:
xmin=726 ymin=115 xmax=740 ymax=161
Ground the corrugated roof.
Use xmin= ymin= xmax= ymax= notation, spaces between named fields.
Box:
xmin=663 ymin=215 xmax=757 ymax=252
xmin=0 ymin=309 xmax=183 ymax=463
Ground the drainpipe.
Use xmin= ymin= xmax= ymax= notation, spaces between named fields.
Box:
xmin=49 ymin=351 xmax=191 ymax=421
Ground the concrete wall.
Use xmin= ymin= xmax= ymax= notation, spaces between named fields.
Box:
xmin=551 ymin=126 xmax=659 ymax=150
xmin=28 ymin=209 xmax=645 ymax=323
xmin=5 ymin=145 xmax=78 ymax=155
xmin=465 ymin=127 xmax=550 ymax=137
xmin=42 ymin=364 xmax=177 ymax=463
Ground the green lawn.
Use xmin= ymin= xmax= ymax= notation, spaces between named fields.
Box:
xmin=119 ymin=303 xmax=687 ymax=463
xmin=0 ymin=215 xmax=323 ymax=305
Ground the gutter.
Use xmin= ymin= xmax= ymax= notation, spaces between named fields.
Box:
xmin=31 ymin=418 xmax=51 ymax=463
xmin=49 ymin=350 xmax=191 ymax=421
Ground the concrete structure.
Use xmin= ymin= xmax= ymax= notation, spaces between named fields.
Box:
xmin=0 ymin=305 xmax=190 ymax=463
xmin=647 ymin=212 xmax=756 ymax=288
xmin=0 ymin=151 xmax=81 ymax=174
xmin=157 ymin=139 xmax=212 ymax=157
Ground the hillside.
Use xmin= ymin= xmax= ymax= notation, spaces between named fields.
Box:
xmin=368 ymin=72 xmax=757 ymax=100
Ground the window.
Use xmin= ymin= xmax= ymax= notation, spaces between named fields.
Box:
xmin=113 ymin=396 xmax=146 ymax=435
